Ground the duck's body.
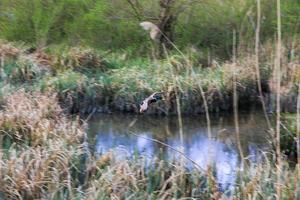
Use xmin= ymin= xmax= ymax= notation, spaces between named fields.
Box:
xmin=140 ymin=92 xmax=164 ymax=113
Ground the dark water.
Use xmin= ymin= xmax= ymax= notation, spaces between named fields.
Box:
xmin=87 ymin=112 xmax=272 ymax=190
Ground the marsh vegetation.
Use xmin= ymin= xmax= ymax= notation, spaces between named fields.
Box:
xmin=0 ymin=0 xmax=299 ymax=199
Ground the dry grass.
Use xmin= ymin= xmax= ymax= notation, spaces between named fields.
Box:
xmin=0 ymin=41 xmax=22 ymax=58
xmin=51 ymin=46 xmax=107 ymax=72
xmin=0 ymin=142 xmax=82 ymax=199
xmin=0 ymin=90 xmax=83 ymax=145
xmin=80 ymin=151 xmax=299 ymax=200
xmin=84 ymin=152 xmax=206 ymax=199
xmin=0 ymin=91 xmax=84 ymax=199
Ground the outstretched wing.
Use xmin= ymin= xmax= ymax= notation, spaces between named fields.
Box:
xmin=140 ymin=21 xmax=158 ymax=31
xmin=139 ymin=92 xmax=164 ymax=113
xmin=152 ymin=92 xmax=164 ymax=101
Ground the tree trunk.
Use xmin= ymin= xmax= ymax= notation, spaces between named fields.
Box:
xmin=158 ymin=0 xmax=176 ymax=55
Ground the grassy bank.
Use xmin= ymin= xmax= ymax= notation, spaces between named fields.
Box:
xmin=0 ymin=41 xmax=299 ymax=115
xmin=0 ymin=91 xmax=299 ymax=199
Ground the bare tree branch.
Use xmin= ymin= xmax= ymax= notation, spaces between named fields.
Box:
xmin=125 ymin=0 xmax=142 ymax=21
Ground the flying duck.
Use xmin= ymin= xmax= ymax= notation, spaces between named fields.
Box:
xmin=140 ymin=92 xmax=164 ymax=113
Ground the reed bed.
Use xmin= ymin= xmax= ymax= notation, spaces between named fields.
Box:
xmin=0 ymin=90 xmax=83 ymax=145
xmin=0 ymin=91 xmax=84 ymax=199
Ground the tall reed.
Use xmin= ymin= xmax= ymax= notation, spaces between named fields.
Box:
xmin=255 ymin=0 xmax=272 ymax=130
xmin=297 ymin=83 xmax=300 ymax=200
xmin=275 ymin=0 xmax=282 ymax=198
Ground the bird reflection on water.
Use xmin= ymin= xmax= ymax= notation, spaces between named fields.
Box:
xmin=87 ymin=113 xmax=271 ymax=191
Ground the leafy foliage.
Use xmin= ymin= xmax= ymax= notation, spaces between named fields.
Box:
xmin=0 ymin=0 xmax=299 ymax=59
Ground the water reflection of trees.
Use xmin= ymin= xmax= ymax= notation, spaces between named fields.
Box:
xmin=89 ymin=113 xmax=270 ymax=152
xmin=88 ymin=113 xmax=272 ymax=190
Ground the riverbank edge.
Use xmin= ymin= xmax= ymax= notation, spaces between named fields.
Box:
xmin=0 ymin=41 xmax=298 ymax=115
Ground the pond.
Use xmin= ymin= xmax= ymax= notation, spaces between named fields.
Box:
xmin=87 ymin=112 xmax=272 ymax=191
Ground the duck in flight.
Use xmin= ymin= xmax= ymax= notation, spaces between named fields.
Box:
xmin=140 ymin=92 xmax=164 ymax=113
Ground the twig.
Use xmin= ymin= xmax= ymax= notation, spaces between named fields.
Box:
xmin=83 ymin=108 xmax=97 ymax=123
xmin=126 ymin=117 xmax=203 ymax=171
xmin=125 ymin=0 xmax=142 ymax=21
xmin=127 ymin=131 xmax=204 ymax=172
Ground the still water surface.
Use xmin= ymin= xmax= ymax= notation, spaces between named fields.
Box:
xmin=87 ymin=113 xmax=272 ymax=190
